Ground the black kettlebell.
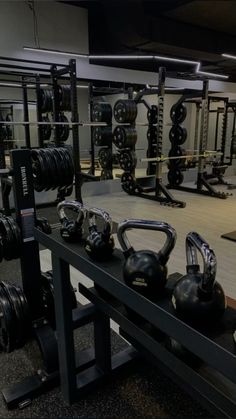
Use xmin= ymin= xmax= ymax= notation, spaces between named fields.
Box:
xmin=57 ymin=200 xmax=86 ymax=243
xmin=117 ymin=219 xmax=177 ymax=296
xmin=172 ymin=231 xmax=226 ymax=325
xmin=85 ymin=207 xmax=115 ymax=261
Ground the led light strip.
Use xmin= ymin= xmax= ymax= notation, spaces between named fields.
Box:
xmin=23 ymin=46 xmax=229 ymax=79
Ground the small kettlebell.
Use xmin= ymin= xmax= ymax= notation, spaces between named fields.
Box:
xmin=172 ymin=232 xmax=226 ymax=325
xmin=117 ymin=219 xmax=177 ymax=296
xmin=57 ymin=200 xmax=86 ymax=243
xmin=85 ymin=207 xmax=115 ymax=261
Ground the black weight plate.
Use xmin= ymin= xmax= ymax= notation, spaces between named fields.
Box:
xmin=47 ymin=147 xmax=64 ymax=189
xmin=31 ymin=149 xmax=47 ymax=192
xmin=100 ymin=169 xmax=113 ymax=180
xmin=121 ymin=172 xmax=137 ymax=195
xmin=6 ymin=217 xmax=21 ymax=260
xmin=60 ymin=147 xmax=74 ymax=186
xmin=147 ymin=127 xmax=157 ymax=144
xmin=168 ymin=147 xmax=186 ymax=168
xmin=58 ymin=114 xmax=70 ymax=142
xmin=167 ymin=169 xmax=184 ymax=186
xmin=39 ymin=148 xmax=57 ymax=191
xmin=170 ymin=103 xmax=187 ymax=124
xmin=41 ymin=115 xmax=51 ymax=142
xmin=98 ymin=148 xmax=112 ymax=169
xmin=113 ymin=126 xmax=137 ymax=149
xmin=118 ymin=150 xmax=137 ymax=171
xmin=50 ymin=148 xmax=68 ymax=188
xmin=40 ymin=89 xmax=53 ymax=113
xmin=0 ymin=285 xmax=16 ymax=352
xmin=114 ymin=100 xmax=137 ymax=123
xmin=59 ymin=85 xmax=71 ymax=111
xmin=93 ymin=126 xmax=112 ymax=147
xmin=14 ymin=285 xmax=31 ymax=340
xmin=0 ymin=216 xmax=13 ymax=261
xmin=92 ymin=103 xmax=112 ymax=123
xmin=147 ymin=105 xmax=158 ymax=124
xmin=1 ymin=282 xmax=24 ymax=348
xmin=169 ymin=125 xmax=187 ymax=146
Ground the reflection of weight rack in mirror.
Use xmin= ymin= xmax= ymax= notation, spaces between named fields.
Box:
xmin=113 ymin=94 xmax=138 ymax=192
xmin=92 ymin=102 xmax=113 ymax=180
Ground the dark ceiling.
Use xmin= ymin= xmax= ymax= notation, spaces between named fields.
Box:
xmin=65 ymin=0 xmax=236 ymax=81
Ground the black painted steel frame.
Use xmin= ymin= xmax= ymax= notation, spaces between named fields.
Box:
xmin=33 ymin=227 xmax=236 ymax=418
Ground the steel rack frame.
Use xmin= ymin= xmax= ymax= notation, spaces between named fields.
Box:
xmin=31 ymin=225 xmax=236 ymax=418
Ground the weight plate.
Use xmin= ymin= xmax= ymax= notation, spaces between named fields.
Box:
xmin=98 ymin=148 xmax=112 ymax=169
xmin=58 ymin=113 xmax=70 ymax=142
xmin=41 ymin=270 xmax=77 ymax=328
xmin=114 ymin=100 xmax=137 ymax=123
xmin=121 ymin=172 xmax=137 ymax=195
xmin=169 ymin=125 xmax=187 ymax=146
xmin=118 ymin=150 xmax=137 ymax=171
xmin=93 ymin=126 xmax=112 ymax=147
xmin=92 ymin=102 xmax=112 ymax=123
xmin=113 ymin=126 xmax=137 ymax=149
xmin=147 ymin=127 xmax=157 ymax=144
xmin=59 ymin=85 xmax=71 ymax=112
xmin=41 ymin=115 xmax=51 ymax=142
xmin=5 ymin=217 xmax=21 ymax=260
xmin=0 ymin=284 xmax=15 ymax=352
xmin=170 ymin=103 xmax=187 ymax=124
xmin=39 ymin=89 xmax=53 ymax=113
xmin=167 ymin=168 xmax=184 ymax=186
xmin=168 ymin=147 xmax=186 ymax=168
xmin=147 ymin=105 xmax=158 ymax=124
xmin=100 ymin=169 xmax=113 ymax=180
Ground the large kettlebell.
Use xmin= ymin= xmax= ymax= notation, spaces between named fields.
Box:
xmin=85 ymin=208 xmax=114 ymax=261
xmin=172 ymin=232 xmax=226 ymax=325
xmin=57 ymin=200 xmax=86 ymax=243
xmin=117 ymin=219 xmax=177 ymax=296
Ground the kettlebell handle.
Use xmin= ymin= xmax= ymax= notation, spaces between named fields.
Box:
xmin=57 ymin=200 xmax=86 ymax=225
xmin=87 ymin=207 xmax=112 ymax=236
xmin=117 ymin=219 xmax=176 ymax=262
xmin=186 ymin=232 xmax=217 ymax=293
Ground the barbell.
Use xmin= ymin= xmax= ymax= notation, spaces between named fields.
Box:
xmin=141 ymin=150 xmax=223 ymax=163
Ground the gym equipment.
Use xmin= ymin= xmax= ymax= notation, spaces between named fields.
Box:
xmin=36 ymin=217 xmax=52 ymax=235
xmin=118 ymin=149 xmax=137 ymax=171
xmin=57 ymin=200 xmax=86 ymax=243
xmin=113 ymin=126 xmax=137 ymax=149
xmin=92 ymin=102 xmax=112 ymax=123
xmin=0 ymin=216 xmax=21 ymax=261
xmin=147 ymin=126 xmax=157 ymax=144
xmin=59 ymin=85 xmax=71 ymax=111
xmin=114 ymin=99 xmax=137 ymax=123
xmin=57 ymin=113 xmax=70 ymax=142
xmin=93 ymin=126 xmax=112 ymax=147
xmin=170 ymin=102 xmax=187 ymax=124
xmin=172 ymin=232 xmax=226 ymax=325
xmin=100 ymin=169 xmax=113 ymax=180
xmin=41 ymin=115 xmax=52 ymax=142
xmin=147 ymin=105 xmax=158 ymax=124
xmin=98 ymin=148 xmax=112 ymax=169
xmin=121 ymin=172 xmax=139 ymax=194
xmin=117 ymin=219 xmax=176 ymax=296
xmin=31 ymin=147 xmax=74 ymax=192
xmin=41 ymin=270 xmax=77 ymax=328
xmin=169 ymin=125 xmax=187 ymax=145
xmin=39 ymin=89 xmax=53 ymax=113
xmin=168 ymin=147 xmax=186 ymax=168
xmin=5 ymin=114 xmax=13 ymax=139
xmin=0 ymin=281 xmax=30 ymax=352
xmin=85 ymin=207 xmax=114 ymax=261
xmin=167 ymin=169 xmax=184 ymax=186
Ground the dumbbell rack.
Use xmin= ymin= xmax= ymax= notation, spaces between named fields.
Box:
xmin=31 ymin=225 xmax=236 ymax=418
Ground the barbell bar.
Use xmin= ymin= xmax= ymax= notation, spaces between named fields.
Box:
xmin=0 ymin=121 xmax=107 ymax=127
xmin=141 ymin=150 xmax=223 ymax=163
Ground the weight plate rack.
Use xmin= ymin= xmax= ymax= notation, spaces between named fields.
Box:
xmin=168 ymin=100 xmax=187 ymax=187
xmin=146 ymin=105 xmax=158 ymax=176
xmin=92 ymin=102 xmax=113 ymax=180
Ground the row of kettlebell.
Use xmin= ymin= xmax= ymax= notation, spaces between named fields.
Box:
xmin=57 ymin=200 xmax=226 ymax=326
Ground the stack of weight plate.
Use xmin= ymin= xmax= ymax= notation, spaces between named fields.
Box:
xmin=168 ymin=102 xmax=187 ymax=187
xmin=92 ymin=102 xmax=113 ymax=180
xmin=113 ymin=99 xmax=138 ymax=194
xmin=146 ymin=105 xmax=158 ymax=176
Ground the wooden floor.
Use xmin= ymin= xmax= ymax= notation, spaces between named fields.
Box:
xmin=41 ymin=176 xmax=236 ymax=305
